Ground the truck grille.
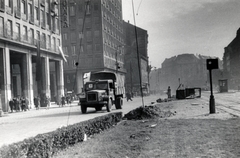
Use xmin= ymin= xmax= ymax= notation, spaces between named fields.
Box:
xmin=87 ymin=93 xmax=97 ymax=101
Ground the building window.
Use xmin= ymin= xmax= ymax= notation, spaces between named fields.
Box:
xmin=80 ymin=45 xmax=84 ymax=53
xmin=0 ymin=17 xmax=4 ymax=35
xmin=71 ymin=45 xmax=76 ymax=56
xmin=15 ymin=23 xmax=20 ymax=41
xmin=87 ymin=44 xmax=92 ymax=53
xmin=40 ymin=7 xmax=45 ymax=27
xmin=29 ymin=28 xmax=34 ymax=44
xmin=85 ymin=18 xmax=91 ymax=28
xmin=63 ymin=33 xmax=67 ymax=40
xmin=53 ymin=37 xmax=56 ymax=51
xmin=70 ymin=5 xmax=75 ymax=16
xmin=71 ymin=32 xmax=76 ymax=42
xmin=63 ymin=46 xmax=68 ymax=55
xmin=22 ymin=25 xmax=27 ymax=41
xmin=94 ymin=30 xmax=99 ymax=38
xmin=34 ymin=7 xmax=39 ymax=20
xmin=21 ymin=0 xmax=26 ymax=14
xmin=41 ymin=33 xmax=46 ymax=48
xmin=6 ymin=20 xmax=12 ymax=38
xmin=95 ymin=44 xmax=100 ymax=51
xmin=85 ymin=1 xmax=91 ymax=14
xmin=78 ymin=18 xmax=83 ymax=25
xmin=86 ymin=31 xmax=92 ymax=41
xmin=47 ymin=35 xmax=51 ymax=49
xmin=79 ymin=32 xmax=83 ymax=39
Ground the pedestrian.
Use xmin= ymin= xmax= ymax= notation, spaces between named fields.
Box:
xmin=167 ymin=86 xmax=171 ymax=99
xmin=61 ymin=95 xmax=66 ymax=107
xmin=34 ymin=96 xmax=40 ymax=110
xmin=25 ymin=97 xmax=30 ymax=110
xmin=46 ymin=96 xmax=51 ymax=110
xmin=126 ymin=91 xmax=132 ymax=101
xmin=15 ymin=96 xmax=21 ymax=112
xmin=9 ymin=99 xmax=14 ymax=113
xmin=21 ymin=97 xmax=26 ymax=111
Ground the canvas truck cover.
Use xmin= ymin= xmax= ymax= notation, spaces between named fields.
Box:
xmin=89 ymin=71 xmax=125 ymax=95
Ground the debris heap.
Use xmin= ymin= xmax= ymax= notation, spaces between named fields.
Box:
xmin=123 ymin=105 xmax=175 ymax=120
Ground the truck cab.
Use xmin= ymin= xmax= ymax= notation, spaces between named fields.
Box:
xmin=79 ymin=71 xmax=124 ymax=114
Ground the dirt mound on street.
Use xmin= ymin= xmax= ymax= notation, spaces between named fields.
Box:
xmin=123 ymin=105 xmax=175 ymax=120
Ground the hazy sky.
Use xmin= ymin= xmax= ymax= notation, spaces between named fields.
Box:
xmin=122 ymin=0 xmax=240 ymax=68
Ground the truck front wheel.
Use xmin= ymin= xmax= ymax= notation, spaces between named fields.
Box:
xmin=81 ymin=105 xmax=87 ymax=114
xmin=106 ymin=99 xmax=112 ymax=112
xmin=115 ymin=97 xmax=123 ymax=109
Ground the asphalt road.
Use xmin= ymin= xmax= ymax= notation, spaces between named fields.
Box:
xmin=1 ymin=91 xmax=240 ymax=148
xmin=0 ymin=95 xmax=161 ymax=148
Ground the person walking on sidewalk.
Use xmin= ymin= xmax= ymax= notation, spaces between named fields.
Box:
xmin=46 ymin=96 xmax=51 ymax=110
xmin=126 ymin=91 xmax=133 ymax=102
xmin=9 ymin=99 xmax=14 ymax=113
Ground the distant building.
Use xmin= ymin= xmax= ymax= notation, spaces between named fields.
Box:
xmin=151 ymin=54 xmax=221 ymax=95
xmin=0 ymin=0 xmax=64 ymax=112
xmin=61 ymin=0 xmax=125 ymax=94
xmin=223 ymin=28 xmax=240 ymax=89
xmin=123 ymin=21 xmax=149 ymax=96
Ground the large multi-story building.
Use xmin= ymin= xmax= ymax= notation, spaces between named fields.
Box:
xmin=123 ymin=21 xmax=149 ymax=96
xmin=150 ymin=54 xmax=221 ymax=95
xmin=223 ymin=28 xmax=240 ymax=89
xmin=0 ymin=0 xmax=65 ymax=112
xmin=61 ymin=0 xmax=125 ymax=94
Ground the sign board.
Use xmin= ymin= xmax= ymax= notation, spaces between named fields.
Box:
xmin=206 ymin=59 xmax=218 ymax=70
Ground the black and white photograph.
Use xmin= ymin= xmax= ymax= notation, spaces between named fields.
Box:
xmin=0 ymin=0 xmax=240 ymax=157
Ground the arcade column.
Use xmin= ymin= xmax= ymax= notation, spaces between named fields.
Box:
xmin=0 ymin=46 xmax=11 ymax=112
xmin=55 ymin=60 xmax=64 ymax=104
xmin=21 ymin=53 xmax=34 ymax=108
xmin=41 ymin=57 xmax=50 ymax=97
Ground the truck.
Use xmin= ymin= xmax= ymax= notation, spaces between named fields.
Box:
xmin=79 ymin=71 xmax=125 ymax=114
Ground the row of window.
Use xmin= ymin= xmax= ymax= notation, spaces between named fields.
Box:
xmin=63 ymin=43 xmax=102 ymax=56
xmin=0 ymin=16 xmax=61 ymax=52
xmin=102 ymin=0 xmax=122 ymax=12
xmin=2 ymin=0 xmax=60 ymax=32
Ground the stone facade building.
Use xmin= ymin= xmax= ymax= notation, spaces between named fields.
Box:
xmin=150 ymin=54 xmax=221 ymax=95
xmin=0 ymin=0 xmax=64 ymax=112
xmin=223 ymin=28 xmax=240 ymax=89
xmin=61 ymin=0 xmax=125 ymax=94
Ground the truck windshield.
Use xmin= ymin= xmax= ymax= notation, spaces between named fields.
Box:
xmin=85 ymin=82 xmax=108 ymax=90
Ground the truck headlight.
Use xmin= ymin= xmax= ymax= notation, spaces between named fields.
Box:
xmin=99 ymin=92 xmax=106 ymax=101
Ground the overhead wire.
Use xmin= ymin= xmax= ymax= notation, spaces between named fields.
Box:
xmin=66 ymin=1 xmax=89 ymax=126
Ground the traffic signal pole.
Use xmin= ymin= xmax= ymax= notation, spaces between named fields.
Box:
xmin=209 ymin=69 xmax=215 ymax=113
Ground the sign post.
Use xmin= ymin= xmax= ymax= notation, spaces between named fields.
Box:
xmin=206 ymin=59 xmax=219 ymax=114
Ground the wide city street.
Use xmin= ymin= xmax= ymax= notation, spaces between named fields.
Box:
xmin=0 ymin=95 xmax=160 ymax=148
xmin=1 ymin=90 xmax=240 ymax=148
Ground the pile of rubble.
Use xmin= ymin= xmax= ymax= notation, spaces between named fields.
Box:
xmin=123 ymin=105 xmax=176 ymax=120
